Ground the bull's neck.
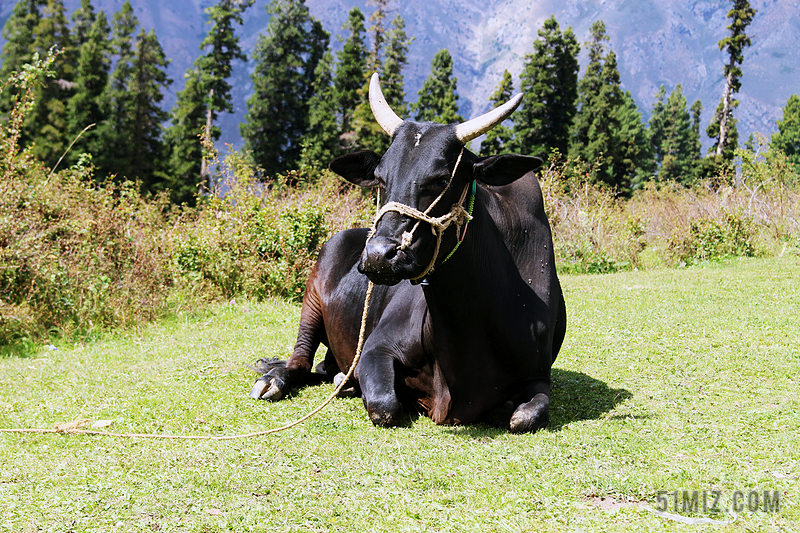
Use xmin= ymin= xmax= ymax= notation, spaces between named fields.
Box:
xmin=421 ymin=188 xmax=516 ymax=314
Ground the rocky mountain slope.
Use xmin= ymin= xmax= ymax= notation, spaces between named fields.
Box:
xmin=2 ymin=0 xmax=797 ymax=151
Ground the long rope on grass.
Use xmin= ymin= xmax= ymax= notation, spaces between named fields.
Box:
xmin=0 ymin=281 xmax=375 ymax=441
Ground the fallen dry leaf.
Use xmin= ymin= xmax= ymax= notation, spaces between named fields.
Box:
xmin=55 ymin=418 xmax=91 ymax=432
xmin=206 ymin=508 xmax=223 ymax=516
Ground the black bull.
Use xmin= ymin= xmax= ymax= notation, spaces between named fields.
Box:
xmin=250 ymin=80 xmax=566 ymax=433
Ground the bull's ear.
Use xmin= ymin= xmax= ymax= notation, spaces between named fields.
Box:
xmin=472 ymin=154 xmax=543 ymax=186
xmin=329 ymin=150 xmax=382 ymax=188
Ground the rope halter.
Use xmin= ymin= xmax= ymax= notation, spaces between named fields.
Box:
xmin=367 ymin=147 xmax=474 ymax=284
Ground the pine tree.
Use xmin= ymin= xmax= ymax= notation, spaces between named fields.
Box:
xmin=613 ymin=89 xmax=652 ymax=190
xmin=689 ymin=99 xmax=704 ymax=169
xmin=655 ymin=85 xmax=695 ymax=184
xmin=351 ymin=12 xmax=410 ymax=154
xmin=382 ymin=15 xmax=411 ymax=118
xmin=715 ymin=0 xmax=756 ymax=158
xmin=649 ymin=84 xmax=700 ymax=184
xmin=94 ymin=0 xmax=138 ymax=179
xmin=512 ymin=15 xmax=579 ymax=158
xmin=302 ymin=50 xmax=340 ymax=167
xmin=128 ymin=29 xmax=172 ymax=187
xmin=771 ymin=94 xmax=800 ymax=172
xmin=0 ymin=0 xmax=47 ymax=143
xmin=0 ymin=1 xmax=46 ymax=79
xmin=66 ymin=8 xmax=110 ymax=165
xmin=195 ymin=0 xmax=253 ymax=185
xmin=27 ymin=0 xmax=75 ymax=167
xmin=349 ymin=1 xmax=392 ymax=154
xmin=162 ymin=68 xmax=206 ymax=202
xmin=648 ymin=85 xmax=667 ymax=163
xmin=163 ymin=0 xmax=253 ymax=202
xmin=241 ymin=0 xmax=329 ymax=177
xmin=365 ymin=0 xmax=389 ymax=74
xmin=707 ymin=98 xmax=739 ymax=160
xmin=91 ymin=2 xmax=171 ymax=188
xmin=480 ymin=70 xmax=515 ymax=156
xmin=334 ymin=7 xmax=367 ymax=144
xmin=571 ymin=21 xmax=651 ymax=193
xmin=413 ymin=49 xmax=462 ymax=124
xmin=1 ymin=0 xmax=76 ymax=167
xmin=71 ymin=0 xmax=97 ymax=49
xmin=570 ymin=21 xmax=623 ymax=188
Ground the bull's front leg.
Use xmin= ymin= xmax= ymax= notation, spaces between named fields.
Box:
xmin=357 ymin=343 xmax=404 ymax=427
xmin=250 ymin=285 xmax=325 ymax=401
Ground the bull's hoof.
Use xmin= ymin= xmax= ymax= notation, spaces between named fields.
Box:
xmin=482 ymin=400 xmax=516 ymax=428
xmin=509 ymin=393 xmax=550 ymax=433
xmin=249 ymin=376 xmax=286 ymax=401
xmin=366 ymin=397 xmax=403 ymax=428
xmin=333 ymin=372 xmax=359 ymax=398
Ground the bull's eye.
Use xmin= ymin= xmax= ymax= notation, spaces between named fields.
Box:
xmin=422 ymin=175 xmax=450 ymax=192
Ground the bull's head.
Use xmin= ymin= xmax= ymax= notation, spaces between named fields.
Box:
xmin=330 ymin=74 xmax=542 ymax=286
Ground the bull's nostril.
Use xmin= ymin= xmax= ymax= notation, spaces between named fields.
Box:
xmin=363 ymin=238 xmax=399 ymax=270
xmin=383 ymin=246 xmax=398 ymax=261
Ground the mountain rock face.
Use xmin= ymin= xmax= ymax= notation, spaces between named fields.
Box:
xmin=1 ymin=0 xmax=797 ymax=151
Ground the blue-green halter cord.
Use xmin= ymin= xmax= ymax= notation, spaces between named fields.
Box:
xmin=440 ymin=180 xmax=476 ymax=265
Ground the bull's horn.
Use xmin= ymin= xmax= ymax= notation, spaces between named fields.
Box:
xmin=369 ymin=73 xmax=403 ymax=137
xmin=454 ymin=93 xmax=524 ymax=144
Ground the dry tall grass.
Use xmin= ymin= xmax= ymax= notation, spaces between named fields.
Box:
xmin=541 ymin=148 xmax=799 ymax=272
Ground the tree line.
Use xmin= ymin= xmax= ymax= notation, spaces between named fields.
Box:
xmin=1 ymin=0 xmax=798 ymax=204
xmin=484 ymin=1 xmax=767 ymax=194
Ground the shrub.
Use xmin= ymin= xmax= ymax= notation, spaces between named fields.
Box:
xmin=667 ymin=210 xmax=758 ymax=265
xmin=169 ymin=148 xmax=370 ymax=302
xmin=0 ymin=165 xmax=177 ymax=347
xmin=1 ymin=52 xmax=176 ymax=348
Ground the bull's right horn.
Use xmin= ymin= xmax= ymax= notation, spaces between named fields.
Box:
xmin=454 ymin=93 xmax=524 ymax=144
xmin=369 ymin=73 xmax=403 ymax=137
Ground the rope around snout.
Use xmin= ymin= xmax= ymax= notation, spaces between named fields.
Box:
xmin=368 ymin=147 xmax=471 ymax=282
xmin=0 ymin=282 xmax=375 ymax=441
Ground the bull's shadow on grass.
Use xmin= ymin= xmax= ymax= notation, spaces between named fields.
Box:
xmin=548 ymin=368 xmax=632 ymax=430
xmin=250 ymin=365 xmax=631 ymax=435
xmin=446 ymin=368 xmax=632 ymax=438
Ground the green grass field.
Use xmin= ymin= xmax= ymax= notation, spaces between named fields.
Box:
xmin=1 ymin=256 xmax=798 ymax=532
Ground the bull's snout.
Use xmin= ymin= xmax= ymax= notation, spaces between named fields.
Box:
xmin=362 ymin=237 xmax=398 ymax=270
xmin=359 ymin=236 xmax=416 ymax=285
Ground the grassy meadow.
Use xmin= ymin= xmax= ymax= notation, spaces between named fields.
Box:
xmin=1 ymin=256 xmax=798 ymax=532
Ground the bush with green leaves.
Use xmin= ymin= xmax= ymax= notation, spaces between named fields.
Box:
xmin=667 ymin=210 xmax=758 ymax=264
xmin=1 ymin=51 xmax=175 ymax=349
xmin=169 ymin=148 xmax=369 ymax=302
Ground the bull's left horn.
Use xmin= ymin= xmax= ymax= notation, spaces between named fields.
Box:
xmin=369 ymin=73 xmax=403 ymax=137
xmin=454 ymin=93 xmax=523 ymax=144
